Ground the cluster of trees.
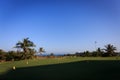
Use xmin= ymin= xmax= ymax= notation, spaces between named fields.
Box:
xmin=0 ymin=38 xmax=45 ymax=61
xmin=0 ymin=37 xmax=119 ymax=61
xmin=65 ymin=44 xmax=119 ymax=57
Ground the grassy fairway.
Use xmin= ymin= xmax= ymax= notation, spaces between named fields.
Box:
xmin=0 ymin=57 xmax=120 ymax=80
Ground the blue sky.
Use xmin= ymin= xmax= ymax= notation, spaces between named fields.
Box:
xmin=0 ymin=0 xmax=120 ymax=54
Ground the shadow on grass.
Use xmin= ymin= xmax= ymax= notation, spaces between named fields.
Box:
xmin=0 ymin=60 xmax=120 ymax=80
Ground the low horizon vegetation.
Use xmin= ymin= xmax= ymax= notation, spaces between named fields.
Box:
xmin=0 ymin=38 xmax=120 ymax=62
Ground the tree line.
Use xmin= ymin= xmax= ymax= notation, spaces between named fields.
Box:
xmin=0 ymin=38 xmax=45 ymax=61
xmin=65 ymin=44 xmax=119 ymax=57
xmin=0 ymin=38 xmax=119 ymax=61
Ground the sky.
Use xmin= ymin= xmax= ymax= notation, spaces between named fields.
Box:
xmin=0 ymin=0 xmax=120 ymax=54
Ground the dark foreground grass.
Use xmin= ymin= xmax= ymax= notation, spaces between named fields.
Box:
xmin=0 ymin=60 xmax=120 ymax=80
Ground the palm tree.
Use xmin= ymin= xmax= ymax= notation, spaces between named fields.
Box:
xmin=15 ymin=38 xmax=35 ymax=59
xmin=96 ymin=48 xmax=103 ymax=56
xmin=39 ymin=47 xmax=45 ymax=56
xmin=103 ymin=44 xmax=117 ymax=56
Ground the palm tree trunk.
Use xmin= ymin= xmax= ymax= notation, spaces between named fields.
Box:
xmin=23 ymin=48 xmax=28 ymax=59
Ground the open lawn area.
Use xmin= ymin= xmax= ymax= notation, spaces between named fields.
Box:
xmin=0 ymin=57 xmax=120 ymax=80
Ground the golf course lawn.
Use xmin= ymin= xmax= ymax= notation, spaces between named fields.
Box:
xmin=0 ymin=57 xmax=120 ymax=80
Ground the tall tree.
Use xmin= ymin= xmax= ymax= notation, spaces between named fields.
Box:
xmin=96 ymin=48 xmax=103 ymax=56
xmin=104 ymin=44 xmax=117 ymax=56
xmin=39 ymin=47 xmax=45 ymax=55
xmin=15 ymin=38 xmax=35 ymax=59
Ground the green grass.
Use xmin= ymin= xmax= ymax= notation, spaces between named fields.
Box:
xmin=0 ymin=57 xmax=120 ymax=80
